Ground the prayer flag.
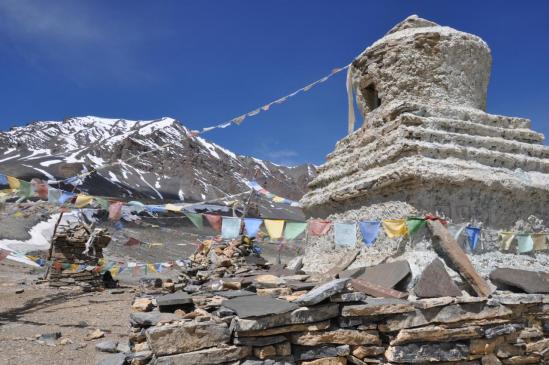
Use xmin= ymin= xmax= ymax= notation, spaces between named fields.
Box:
xmin=359 ymin=221 xmax=381 ymax=247
xmin=110 ymin=266 xmax=120 ymax=277
xmin=221 ymin=217 xmax=241 ymax=239
xmin=0 ymin=174 xmax=8 ymax=186
xmin=406 ymin=218 xmax=426 ymax=235
xmin=264 ymin=219 xmax=285 ymax=239
xmin=147 ymin=263 xmax=157 ymax=273
xmin=75 ymin=195 xmax=93 ymax=208
xmin=127 ymin=201 xmax=145 ymax=212
xmin=465 ymin=226 xmax=481 ymax=251
xmin=334 ymin=222 xmax=357 ymax=247
xmin=31 ymin=179 xmax=48 ymax=199
xmin=447 ymin=223 xmax=467 ymax=241
xmin=108 ymin=201 xmax=123 ymax=220
xmin=165 ymin=203 xmax=182 ymax=212
xmin=7 ymin=176 xmax=20 ymax=189
xmin=517 ymin=234 xmax=534 ymax=253
xmin=184 ymin=212 xmax=204 ymax=230
xmin=47 ymin=188 xmax=61 ymax=204
xmin=204 ymin=214 xmax=222 ymax=232
xmin=232 ymin=115 xmax=246 ymax=125
xmin=114 ymin=221 xmax=124 ymax=231
xmin=247 ymin=109 xmax=260 ymax=117
xmin=18 ymin=180 xmax=32 ymax=198
xmin=94 ymin=197 xmax=110 ymax=210
xmin=0 ymin=249 xmax=10 ymax=262
xmin=243 ymin=218 xmax=263 ymax=238
xmin=59 ymin=191 xmax=75 ymax=204
xmin=532 ymin=233 xmax=548 ymax=251
xmin=283 ymin=222 xmax=307 ymax=241
xmin=308 ymin=220 xmax=332 ymax=236
xmin=125 ymin=237 xmax=140 ymax=246
xmin=382 ymin=219 xmax=408 ymax=238
xmin=499 ymin=232 xmax=515 ymax=250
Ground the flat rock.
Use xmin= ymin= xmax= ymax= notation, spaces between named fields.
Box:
xmin=300 ymin=358 xmax=346 ymax=365
xmin=330 ymin=292 xmax=367 ymax=303
xmin=96 ymin=340 xmax=119 ymax=353
xmin=241 ymin=357 xmax=295 ymax=365
xmin=152 ymin=345 xmax=251 ymax=365
xmin=411 ymin=297 xmax=455 ymax=309
xmin=146 ymin=321 xmax=230 ymax=356
xmin=293 ymin=345 xmax=350 ymax=361
xmin=391 ymin=325 xmax=482 ymax=345
xmin=342 ymin=261 xmax=411 ymax=289
xmin=490 ymin=293 xmax=545 ymax=305
xmin=341 ymin=298 xmax=414 ymax=317
xmin=286 ymin=281 xmax=317 ymax=291
xmin=129 ymin=312 xmax=179 ymax=327
xmin=213 ymin=290 xmax=255 ymax=299
xmin=290 ymin=329 xmax=380 ymax=346
xmin=294 ymin=278 xmax=350 ymax=306
xmin=235 ymin=321 xmax=331 ymax=337
xmin=126 ymin=351 xmax=152 ymax=364
xmin=254 ymin=274 xmax=286 ymax=288
xmin=232 ymin=303 xmax=339 ymax=332
xmin=96 ymin=353 xmax=126 ymax=365
xmin=156 ymin=291 xmax=193 ymax=307
xmin=414 ymin=258 xmax=462 ymax=298
xmin=223 ymin=295 xmax=298 ymax=318
xmin=489 ymin=268 xmax=549 ymax=294
xmin=385 ymin=342 xmax=470 ymax=363
xmin=233 ymin=335 xmax=288 ymax=346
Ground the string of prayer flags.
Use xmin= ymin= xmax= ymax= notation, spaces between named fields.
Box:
xmin=517 ymin=234 xmax=534 ymax=253
xmin=465 ymin=226 xmax=481 ymax=251
xmin=406 ymin=217 xmax=426 ymax=236
xmin=204 ymin=214 xmax=222 ymax=232
xmin=221 ymin=217 xmax=241 ymax=240
xmin=334 ymin=222 xmax=356 ymax=247
xmin=75 ymin=195 xmax=93 ymax=208
xmin=108 ymin=201 xmax=123 ymax=221
xmin=18 ymin=180 xmax=32 ymax=198
xmin=359 ymin=221 xmax=381 ymax=247
xmin=382 ymin=219 xmax=408 ymax=238
xmin=499 ymin=232 xmax=516 ymax=251
xmin=424 ymin=214 xmax=448 ymax=226
xmin=243 ymin=218 xmax=263 ymax=238
xmin=184 ymin=212 xmax=204 ymax=230
xmin=246 ymin=180 xmax=301 ymax=207
xmin=283 ymin=222 xmax=307 ymax=241
xmin=264 ymin=219 xmax=285 ymax=239
xmin=531 ymin=233 xmax=548 ymax=251
xmin=309 ymin=220 xmax=332 ymax=236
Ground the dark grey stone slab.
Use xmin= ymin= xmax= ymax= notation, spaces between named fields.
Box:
xmin=286 ymin=281 xmax=317 ymax=291
xmin=293 ymin=344 xmax=350 ymax=361
xmin=386 ymin=342 xmax=469 ymax=363
xmin=355 ymin=261 xmax=411 ymax=289
xmin=96 ymin=340 xmax=119 ymax=353
xmin=213 ymin=290 xmax=255 ymax=299
xmin=490 ymin=268 xmax=549 ymax=294
xmin=330 ymin=292 xmax=367 ymax=303
xmin=294 ymin=278 xmax=350 ymax=306
xmin=233 ymin=334 xmax=288 ymax=346
xmin=223 ymin=295 xmax=299 ymax=318
xmin=156 ymin=291 xmax=193 ymax=306
xmin=96 ymin=353 xmax=126 ymax=365
xmin=129 ymin=312 xmax=179 ymax=327
xmin=414 ymin=258 xmax=462 ymax=298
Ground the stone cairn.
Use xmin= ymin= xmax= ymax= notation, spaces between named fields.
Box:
xmin=47 ymin=224 xmax=111 ymax=289
xmin=117 ymin=225 xmax=549 ymax=365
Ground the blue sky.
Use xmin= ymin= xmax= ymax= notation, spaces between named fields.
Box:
xmin=1 ymin=1 xmax=548 ymax=165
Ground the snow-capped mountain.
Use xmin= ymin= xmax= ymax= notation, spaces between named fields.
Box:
xmin=0 ymin=116 xmax=316 ymax=212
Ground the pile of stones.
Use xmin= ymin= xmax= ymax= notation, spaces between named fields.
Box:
xmin=110 ymin=233 xmax=548 ymax=365
xmin=47 ymin=224 xmax=111 ymax=289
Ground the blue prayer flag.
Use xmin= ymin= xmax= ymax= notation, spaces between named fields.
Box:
xmin=243 ymin=218 xmax=263 ymax=237
xmin=0 ymin=174 xmax=8 ymax=186
xmin=359 ymin=221 xmax=381 ymax=247
xmin=466 ymin=226 xmax=481 ymax=251
xmin=58 ymin=191 xmax=75 ymax=204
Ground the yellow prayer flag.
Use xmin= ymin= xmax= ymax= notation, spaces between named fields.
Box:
xmin=14 ymin=211 xmax=24 ymax=218
xmin=110 ymin=266 xmax=120 ymax=277
xmin=165 ymin=203 xmax=182 ymax=212
xmin=147 ymin=263 xmax=157 ymax=273
xmin=499 ymin=232 xmax=515 ymax=250
xmin=382 ymin=219 xmax=408 ymax=238
xmin=75 ymin=195 xmax=93 ymax=208
xmin=7 ymin=176 xmax=20 ymax=189
xmin=264 ymin=219 xmax=285 ymax=240
xmin=272 ymin=196 xmax=284 ymax=203
xmin=70 ymin=264 xmax=79 ymax=272
xmin=532 ymin=233 xmax=548 ymax=251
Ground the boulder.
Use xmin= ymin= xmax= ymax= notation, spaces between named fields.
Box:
xmin=489 ymin=268 xmax=549 ymax=294
xmin=222 ymin=295 xmax=298 ymax=318
xmin=96 ymin=340 xmax=119 ymax=353
xmin=341 ymin=261 xmax=411 ymax=289
xmin=152 ymin=345 xmax=251 ymax=365
xmin=341 ymin=298 xmax=415 ymax=317
xmin=414 ymin=258 xmax=462 ymax=298
xmin=294 ymin=278 xmax=350 ymax=306
xmin=96 ymin=353 xmax=126 ymax=365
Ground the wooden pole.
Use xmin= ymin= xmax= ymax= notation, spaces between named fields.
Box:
xmin=43 ymin=211 xmax=64 ymax=280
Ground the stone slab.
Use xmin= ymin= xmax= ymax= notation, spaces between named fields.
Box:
xmin=350 ymin=278 xmax=408 ymax=299
xmin=391 ymin=325 xmax=483 ymax=345
xmin=414 ymin=258 xmax=462 ymax=298
xmin=152 ymin=345 xmax=251 ymax=365
xmin=344 ymin=261 xmax=411 ymax=289
xmin=222 ymin=295 xmax=298 ymax=318
xmin=489 ymin=268 xmax=549 ymax=294
xmin=341 ymin=298 xmax=415 ymax=317
xmin=233 ymin=334 xmax=288 ymax=346
xmin=130 ymin=312 xmax=179 ymax=327
xmin=235 ymin=320 xmax=331 ymax=337
xmin=293 ymin=345 xmax=350 ymax=361
xmin=290 ymin=329 xmax=380 ymax=346
xmin=294 ymin=278 xmax=350 ymax=306
xmin=330 ymin=292 xmax=367 ymax=303
xmin=385 ymin=342 xmax=470 ymax=363
xmin=212 ymin=290 xmax=256 ymax=299
xmin=156 ymin=292 xmax=193 ymax=306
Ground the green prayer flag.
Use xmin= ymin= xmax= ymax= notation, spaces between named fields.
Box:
xmin=184 ymin=212 xmax=204 ymax=230
xmin=406 ymin=217 xmax=426 ymax=235
xmin=94 ymin=197 xmax=110 ymax=210
xmin=283 ymin=222 xmax=307 ymax=241
xmin=18 ymin=180 xmax=32 ymax=198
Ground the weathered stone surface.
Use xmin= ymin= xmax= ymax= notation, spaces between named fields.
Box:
xmin=352 ymin=346 xmax=385 ymax=359
xmin=411 ymin=297 xmax=454 ymax=309
xmin=501 ymin=355 xmax=541 ymax=364
xmin=156 ymin=292 xmax=192 ymax=307
xmin=490 ymin=268 xmax=549 ymax=294
xmin=350 ymin=278 xmax=408 ymax=299
xmin=290 ymin=329 xmax=380 ymax=346
xmin=381 ymin=303 xmax=512 ymax=332
xmin=275 ymin=341 xmax=292 ymax=357
xmin=152 ymin=345 xmax=251 ymax=365
xmin=341 ymin=298 xmax=414 ymax=317
xmin=130 ymin=312 xmax=179 ymax=327
xmin=241 ymin=358 xmax=295 ymax=365
xmin=490 ymin=294 xmax=545 ymax=305
xmin=482 ymin=354 xmax=503 ymax=365
xmin=127 ymin=351 xmax=152 ymax=365
xmin=470 ymin=337 xmax=505 ymax=355
xmin=257 ymin=287 xmax=293 ymax=297
xmin=484 ymin=324 xmax=523 ymax=339
xmin=254 ymin=345 xmax=277 ymax=359
xmin=524 ymin=338 xmax=549 ymax=353
xmin=145 ymin=321 xmax=230 ymax=356
xmin=231 ymin=303 xmax=339 ymax=332
xmin=391 ymin=325 xmax=482 ymax=345
xmin=300 ymin=357 xmax=347 ymax=365
xmin=330 ymin=292 xmax=367 ymax=303
xmin=294 ymin=278 xmax=350 ymax=306
xmin=96 ymin=340 xmax=119 ymax=353
xmin=233 ymin=335 xmax=288 ymax=346
xmin=293 ymin=345 xmax=350 ymax=361
xmin=132 ymin=298 xmax=154 ymax=312
xmin=343 ymin=261 xmax=411 ymax=289
xmin=222 ymin=295 xmax=298 ymax=318
xmin=97 ymin=353 xmax=126 ymax=365
xmin=254 ymin=274 xmax=286 ymax=288
xmin=414 ymin=258 xmax=462 ymax=298
xmin=213 ymin=290 xmax=255 ymax=299
xmin=428 ymin=220 xmax=492 ymax=297
xmin=385 ymin=342 xmax=470 ymax=363
xmin=235 ymin=321 xmax=331 ymax=337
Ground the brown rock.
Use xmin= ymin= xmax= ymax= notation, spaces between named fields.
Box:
xmin=275 ymin=341 xmax=292 ymax=356
xmin=301 ymin=357 xmax=347 ymax=365
xmin=222 ymin=280 xmax=241 ymax=290
xmin=254 ymin=274 xmax=285 ymax=288
xmin=256 ymin=287 xmax=292 ymax=297
xmin=132 ymin=298 xmax=153 ymax=312
xmin=490 ymin=268 xmax=549 ymax=294
xmin=350 ymin=278 xmax=408 ymax=299
xmin=524 ymin=338 xmax=549 ymax=353
xmin=290 ymin=329 xmax=381 ymax=346
xmin=84 ymin=329 xmax=105 ymax=341
xmin=253 ymin=345 xmax=276 ymax=359
xmin=352 ymin=346 xmax=385 ymax=359
xmin=391 ymin=325 xmax=483 ymax=345
xmin=235 ymin=320 xmax=331 ymax=337
xmin=482 ymin=354 xmax=503 ymax=365
xmin=470 ymin=337 xmax=505 ymax=355
xmin=385 ymin=342 xmax=470 ymax=363
xmin=341 ymin=298 xmax=414 ymax=317
xmin=153 ymin=345 xmax=251 ymax=365
xmin=414 ymin=258 xmax=462 ymax=298
xmin=427 ymin=220 xmax=492 ymax=297
xmin=501 ymin=355 xmax=541 ymax=365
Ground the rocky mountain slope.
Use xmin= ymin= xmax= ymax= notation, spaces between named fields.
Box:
xmin=0 ymin=116 xmax=316 ymax=213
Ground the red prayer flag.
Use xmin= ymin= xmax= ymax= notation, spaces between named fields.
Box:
xmin=108 ymin=201 xmax=123 ymax=221
xmin=204 ymin=214 xmax=222 ymax=232
xmin=308 ymin=220 xmax=332 ymax=236
xmin=125 ymin=237 xmax=140 ymax=246
xmin=0 ymin=249 xmax=10 ymax=261
xmin=424 ymin=214 xmax=448 ymax=226
xmin=31 ymin=179 xmax=49 ymax=199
